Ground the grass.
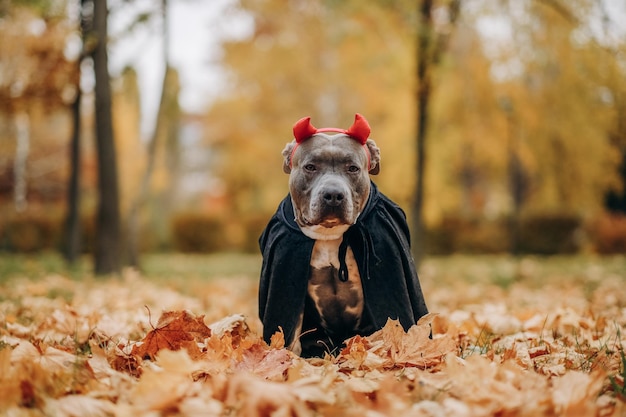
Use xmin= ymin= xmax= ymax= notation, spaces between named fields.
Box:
xmin=0 ymin=251 xmax=263 ymax=283
xmin=1 ymin=251 xmax=624 ymax=286
xmin=141 ymin=252 xmax=262 ymax=280
xmin=419 ymin=253 xmax=626 ymax=292
xmin=0 ymin=252 xmax=86 ymax=281
xmin=610 ymin=350 xmax=626 ymax=400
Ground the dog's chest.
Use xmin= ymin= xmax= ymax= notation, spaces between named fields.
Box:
xmin=308 ymin=238 xmax=364 ymax=331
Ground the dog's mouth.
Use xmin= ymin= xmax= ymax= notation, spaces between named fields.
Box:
xmin=301 ymin=215 xmax=347 ymax=229
xmin=319 ymin=217 xmax=342 ymax=228
xmin=297 ymin=215 xmax=352 ymax=240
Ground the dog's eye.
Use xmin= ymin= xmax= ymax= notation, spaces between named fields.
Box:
xmin=347 ymin=165 xmax=360 ymax=173
xmin=304 ymin=164 xmax=317 ymax=172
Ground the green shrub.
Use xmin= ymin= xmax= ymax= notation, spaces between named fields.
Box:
xmin=518 ymin=213 xmax=582 ymax=255
xmin=425 ymin=216 xmax=511 ymax=255
xmin=424 ymin=217 xmax=461 ymax=255
xmin=455 ymin=218 xmax=511 ymax=254
xmin=241 ymin=214 xmax=272 ymax=254
xmin=171 ymin=213 xmax=228 ymax=253
xmin=588 ymin=213 xmax=626 ymax=254
xmin=80 ymin=215 xmax=96 ymax=253
xmin=2 ymin=213 xmax=61 ymax=252
xmin=426 ymin=213 xmax=584 ymax=255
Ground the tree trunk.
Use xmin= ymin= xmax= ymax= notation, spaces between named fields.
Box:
xmin=411 ymin=0 xmax=434 ymax=266
xmin=63 ymin=87 xmax=82 ymax=263
xmin=63 ymin=0 xmax=88 ymax=265
xmin=126 ymin=0 xmax=170 ymax=268
xmin=14 ymin=111 xmax=30 ymax=213
xmin=92 ymin=0 xmax=122 ymax=275
xmin=412 ymin=0 xmax=460 ymax=265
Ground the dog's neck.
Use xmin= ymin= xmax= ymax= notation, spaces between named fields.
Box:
xmin=299 ymin=224 xmax=350 ymax=241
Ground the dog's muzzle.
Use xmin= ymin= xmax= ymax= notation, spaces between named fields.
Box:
xmin=310 ymin=179 xmax=354 ymax=226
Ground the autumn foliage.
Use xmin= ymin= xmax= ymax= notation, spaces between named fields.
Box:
xmin=1 ymin=258 xmax=625 ymax=416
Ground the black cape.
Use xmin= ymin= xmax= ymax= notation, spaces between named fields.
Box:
xmin=258 ymin=182 xmax=428 ymax=347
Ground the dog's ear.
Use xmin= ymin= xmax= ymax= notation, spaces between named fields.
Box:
xmin=366 ymin=139 xmax=381 ymax=175
xmin=282 ymin=140 xmax=297 ymax=174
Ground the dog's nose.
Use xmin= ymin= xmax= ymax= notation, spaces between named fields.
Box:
xmin=323 ymin=189 xmax=345 ymax=207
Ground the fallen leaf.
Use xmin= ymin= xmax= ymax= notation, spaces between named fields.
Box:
xmin=209 ymin=314 xmax=250 ymax=348
xmin=368 ymin=315 xmax=457 ymax=369
xmin=225 ymin=373 xmax=311 ymax=417
xmin=552 ymin=370 xmax=606 ymax=416
xmin=43 ymin=394 xmax=116 ymax=417
xmin=235 ymin=344 xmax=293 ymax=380
xmin=11 ymin=341 xmax=77 ymax=373
xmin=130 ymin=349 xmax=198 ymax=412
xmin=131 ymin=310 xmax=211 ymax=360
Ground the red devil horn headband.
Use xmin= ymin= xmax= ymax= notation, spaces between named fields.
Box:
xmin=290 ymin=113 xmax=372 ymax=170
xmin=293 ymin=113 xmax=371 ymax=145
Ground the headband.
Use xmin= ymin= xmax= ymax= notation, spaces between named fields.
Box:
xmin=289 ymin=113 xmax=371 ymax=169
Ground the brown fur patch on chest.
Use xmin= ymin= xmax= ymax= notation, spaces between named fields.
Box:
xmin=308 ymin=238 xmax=364 ymax=332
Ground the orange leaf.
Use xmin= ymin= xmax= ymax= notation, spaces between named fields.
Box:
xmin=368 ymin=315 xmax=457 ymax=369
xmin=132 ymin=310 xmax=211 ymax=361
xmin=270 ymin=329 xmax=285 ymax=349
xmin=235 ymin=343 xmax=293 ymax=380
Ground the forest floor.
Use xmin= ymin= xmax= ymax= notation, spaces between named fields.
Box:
xmin=0 ymin=253 xmax=625 ymax=416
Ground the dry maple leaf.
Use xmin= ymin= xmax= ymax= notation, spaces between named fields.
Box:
xmin=225 ymin=373 xmax=310 ymax=417
xmin=337 ymin=335 xmax=385 ymax=371
xmin=109 ymin=342 xmax=143 ymax=377
xmin=368 ymin=315 xmax=457 ymax=369
xmin=131 ymin=309 xmax=211 ymax=361
xmin=209 ymin=314 xmax=250 ymax=349
xmin=270 ymin=328 xmax=285 ymax=349
xmin=234 ymin=343 xmax=293 ymax=381
xmin=43 ymin=394 xmax=115 ymax=417
xmin=129 ymin=349 xmax=203 ymax=412
xmin=552 ymin=370 xmax=606 ymax=416
xmin=11 ymin=340 xmax=77 ymax=374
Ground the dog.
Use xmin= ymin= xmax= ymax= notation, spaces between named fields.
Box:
xmin=259 ymin=114 xmax=428 ymax=357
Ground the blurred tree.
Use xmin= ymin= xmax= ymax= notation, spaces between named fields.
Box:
xmin=125 ymin=0 xmax=181 ymax=266
xmin=113 ymin=66 xmax=143 ymax=260
xmin=491 ymin=0 xmax=622 ymax=214
xmin=0 ymin=4 xmax=78 ymax=213
xmin=428 ymin=21 xmax=511 ymax=221
xmin=205 ymin=0 xmax=419 ymax=225
xmin=150 ymin=67 xmax=181 ymax=245
xmin=412 ymin=0 xmax=460 ymax=263
xmin=91 ymin=0 xmax=122 ymax=275
xmin=423 ymin=0 xmax=625 ymax=254
xmin=205 ymin=0 xmax=625 ymax=254
xmin=63 ymin=0 xmax=90 ymax=264
xmin=605 ymin=100 xmax=626 ymax=213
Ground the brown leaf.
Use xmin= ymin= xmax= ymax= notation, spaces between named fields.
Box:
xmin=209 ymin=314 xmax=250 ymax=348
xmin=43 ymin=395 xmax=115 ymax=417
xmin=11 ymin=341 xmax=77 ymax=373
xmin=337 ymin=335 xmax=385 ymax=371
xmin=552 ymin=370 xmax=606 ymax=416
xmin=368 ymin=315 xmax=457 ymax=369
xmin=235 ymin=344 xmax=293 ymax=380
xmin=109 ymin=343 xmax=142 ymax=377
xmin=131 ymin=310 xmax=211 ymax=361
xmin=269 ymin=328 xmax=285 ymax=349
xmin=225 ymin=373 xmax=310 ymax=417
xmin=130 ymin=350 xmax=198 ymax=412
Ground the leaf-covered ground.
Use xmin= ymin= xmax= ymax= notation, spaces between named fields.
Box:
xmin=0 ymin=255 xmax=625 ymax=416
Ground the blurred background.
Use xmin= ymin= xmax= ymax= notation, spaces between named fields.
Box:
xmin=1 ymin=0 xmax=625 ymax=274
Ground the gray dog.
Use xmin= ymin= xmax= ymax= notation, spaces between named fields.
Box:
xmin=259 ymin=114 xmax=428 ymax=357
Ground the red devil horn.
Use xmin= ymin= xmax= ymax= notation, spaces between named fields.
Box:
xmin=345 ymin=113 xmax=371 ymax=145
xmin=293 ymin=116 xmax=318 ymax=143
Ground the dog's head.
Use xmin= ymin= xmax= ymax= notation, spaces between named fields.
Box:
xmin=282 ymin=114 xmax=381 ymax=240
